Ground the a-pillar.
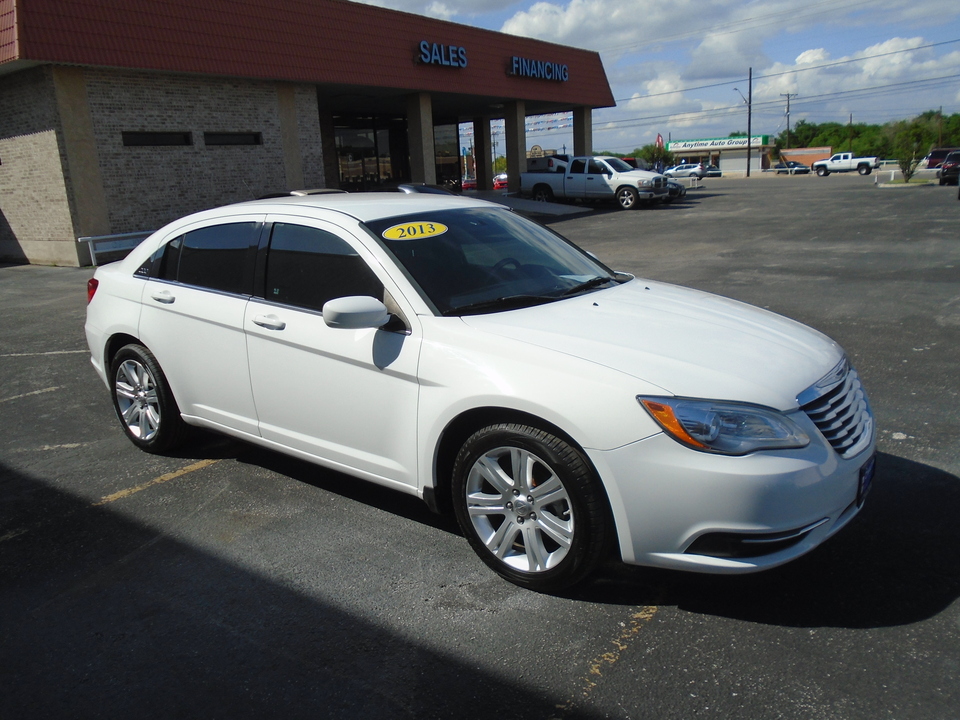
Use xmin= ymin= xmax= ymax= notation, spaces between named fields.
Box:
xmin=503 ymin=100 xmax=526 ymax=194
xmin=573 ymin=107 xmax=593 ymax=156
xmin=472 ymin=117 xmax=493 ymax=190
xmin=407 ymin=92 xmax=436 ymax=185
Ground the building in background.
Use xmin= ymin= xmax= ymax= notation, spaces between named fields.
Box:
xmin=0 ymin=0 xmax=613 ymax=265
xmin=668 ymin=136 xmax=773 ymax=175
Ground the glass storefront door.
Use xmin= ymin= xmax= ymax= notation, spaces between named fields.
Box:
xmin=334 ymin=116 xmax=461 ymax=190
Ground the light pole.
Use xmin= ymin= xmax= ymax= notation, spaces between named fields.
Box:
xmin=733 ymin=68 xmax=753 ymax=177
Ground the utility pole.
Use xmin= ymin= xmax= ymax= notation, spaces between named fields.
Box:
xmin=747 ymin=68 xmax=752 ymax=177
xmin=780 ymin=93 xmax=797 ymax=149
xmin=848 ymin=113 xmax=853 ymax=153
xmin=734 ymin=70 xmax=753 ymax=177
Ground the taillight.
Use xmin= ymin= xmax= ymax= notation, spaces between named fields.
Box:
xmin=87 ymin=278 xmax=99 ymax=304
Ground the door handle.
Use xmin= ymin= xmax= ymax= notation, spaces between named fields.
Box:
xmin=151 ymin=291 xmax=175 ymax=304
xmin=253 ymin=314 xmax=286 ymax=331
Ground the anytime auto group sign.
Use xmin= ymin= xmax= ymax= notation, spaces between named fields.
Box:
xmin=667 ymin=136 xmax=769 ymax=152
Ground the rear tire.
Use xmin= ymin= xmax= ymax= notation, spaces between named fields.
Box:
xmin=858 ymin=165 xmax=872 ymax=176
xmin=532 ymin=185 xmax=554 ymax=202
xmin=452 ymin=423 xmax=611 ymax=592
xmin=110 ymin=343 xmax=187 ymax=453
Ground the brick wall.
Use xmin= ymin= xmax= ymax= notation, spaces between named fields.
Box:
xmin=0 ymin=67 xmax=78 ymax=265
xmin=83 ymin=69 xmax=325 ymax=236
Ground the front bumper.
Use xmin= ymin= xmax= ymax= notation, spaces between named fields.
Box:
xmin=588 ymin=419 xmax=876 ymax=574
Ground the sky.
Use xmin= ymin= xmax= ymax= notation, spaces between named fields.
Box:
xmin=354 ymin=0 xmax=960 ymax=153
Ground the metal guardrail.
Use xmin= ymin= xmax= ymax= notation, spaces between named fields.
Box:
xmin=78 ymin=231 xmax=154 ymax=266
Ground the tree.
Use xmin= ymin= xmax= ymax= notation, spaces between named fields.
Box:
xmin=635 ymin=144 xmax=674 ymax=167
xmin=887 ymin=120 xmax=926 ymax=182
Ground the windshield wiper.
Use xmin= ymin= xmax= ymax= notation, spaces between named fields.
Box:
xmin=559 ymin=276 xmax=617 ymax=297
xmin=444 ymin=294 xmax=558 ymax=317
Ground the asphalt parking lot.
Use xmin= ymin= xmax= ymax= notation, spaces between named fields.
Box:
xmin=2 ymin=174 xmax=958 ymax=719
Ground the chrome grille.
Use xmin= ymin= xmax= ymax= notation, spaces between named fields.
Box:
xmin=798 ymin=359 xmax=873 ymax=458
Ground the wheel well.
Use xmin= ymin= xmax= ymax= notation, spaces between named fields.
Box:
xmin=104 ymin=333 xmax=141 ymax=368
xmin=430 ymin=407 xmax=594 ymax=516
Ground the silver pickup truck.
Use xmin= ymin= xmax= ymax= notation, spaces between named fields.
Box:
xmin=520 ymin=156 xmax=669 ymax=209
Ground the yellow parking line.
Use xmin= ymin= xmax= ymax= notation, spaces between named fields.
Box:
xmin=0 ymin=386 xmax=61 ymax=404
xmin=552 ymin=605 xmax=659 ymax=718
xmin=0 ymin=459 xmax=220 ymax=544
xmin=94 ymin=459 xmax=220 ymax=505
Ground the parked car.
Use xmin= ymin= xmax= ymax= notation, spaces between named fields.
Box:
xmin=664 ymin=163 xmax=707 ymax=179
xmin=493 ymin=174 xmax=509 ymax=190
xmin=812 ymin=153 xmax=879 ymax=176
xmin=461 ymin=177 xmax=477 ymax=191
xmin=703 ymin=164 xmax=722 ymax=177
xmin=775 ymin=161 xmax=811 ymax=175
xmin=663 ymin=179 xmax=687 ymax=202
xmin=85 ymin=194 xmax=876 ymax=592
xmin=937 ymin=151 xmax=960 ymax=186
xmin=520 ymin=156 xmax=668 ymax=209
xmin=921 ymin=147 xmax=960 ymax=169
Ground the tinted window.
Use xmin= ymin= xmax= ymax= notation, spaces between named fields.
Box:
xmin=176 ymin=222 xmax=260 ymax=294
xmin=569 ymin=159 xmax=586 ymax=174
xmin=264 ymin=223 xmax=383 ymax=312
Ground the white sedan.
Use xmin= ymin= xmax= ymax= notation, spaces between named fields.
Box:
xmin=85 ymin=194 xmax=875 ymax=591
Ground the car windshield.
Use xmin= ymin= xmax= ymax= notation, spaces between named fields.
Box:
xmin=603 ymin=158 xmax=634 ymax=172
xmin=366 ymin=207 xmax=621 ymax=316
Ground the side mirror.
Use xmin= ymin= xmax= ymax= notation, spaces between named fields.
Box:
xmin=322 ymin=296 xmax=390 ymax=329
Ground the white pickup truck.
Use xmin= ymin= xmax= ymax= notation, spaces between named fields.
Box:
xmin=520 ymin=156 xmax=668 ymax=209
xmin=812 ymin=152 xmax=880 ymax=176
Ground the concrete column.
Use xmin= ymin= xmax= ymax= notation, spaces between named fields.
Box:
xmin=407 ymin=93 xmax=436 ymax=184
xmin=277 ymin=85 xmax=305 ymax=191
xmin=503 ymin=100 xmax=526 ymax=194
xmin=472 ymin=117 xmax=493 ymax=191
xmin=573 ymin=107 xmax=593 ymax=156
xmin=51 ymin=66 xmax=111 ymax=265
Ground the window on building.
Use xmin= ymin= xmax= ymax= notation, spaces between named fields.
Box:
xmin=122 ymin=132 xmax=193 ymax=147
xmin=204 ymin=132 xmax=263 ymax=146
xmin=264 ymin=223 xmax=383 ymax=312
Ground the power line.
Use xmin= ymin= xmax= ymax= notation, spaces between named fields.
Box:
xmin=614 ymin=38 xmax=960 ymax=104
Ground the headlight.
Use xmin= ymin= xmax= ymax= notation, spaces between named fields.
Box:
xmin=637 ymin=396 xmax=810 ymax=455
xmin=638 ymin=179 xmax=653 ymax=187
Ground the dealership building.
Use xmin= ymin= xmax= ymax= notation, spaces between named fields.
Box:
xmin=668 ymin=135 xmax=774 ymax=175
xmin=0 ymin=0 xmax=614 ymax=265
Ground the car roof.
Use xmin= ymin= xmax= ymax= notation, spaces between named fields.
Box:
xmin=218 ymin=193 xmax=500 ymax=223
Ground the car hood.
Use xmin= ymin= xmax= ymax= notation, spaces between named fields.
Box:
xmin=460 ymin=279 xmax=842 ymax=411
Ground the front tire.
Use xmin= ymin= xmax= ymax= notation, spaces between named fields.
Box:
xmin=616 ymin=186 xmax=640 ymax=210
xmin=816 ymin=167 xmax=828 ymax=176
xmin=110 ymin=343 xmax=187 ymax=453
xmin=452 ymin=423 xmax=611 ymax=592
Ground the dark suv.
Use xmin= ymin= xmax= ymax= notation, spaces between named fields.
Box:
xmin=938 ymin=151 xmax=960 ymax=186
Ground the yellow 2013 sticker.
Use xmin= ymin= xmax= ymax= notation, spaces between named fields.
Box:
xmin=381 ymin=221 xmax=448 ymax=240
